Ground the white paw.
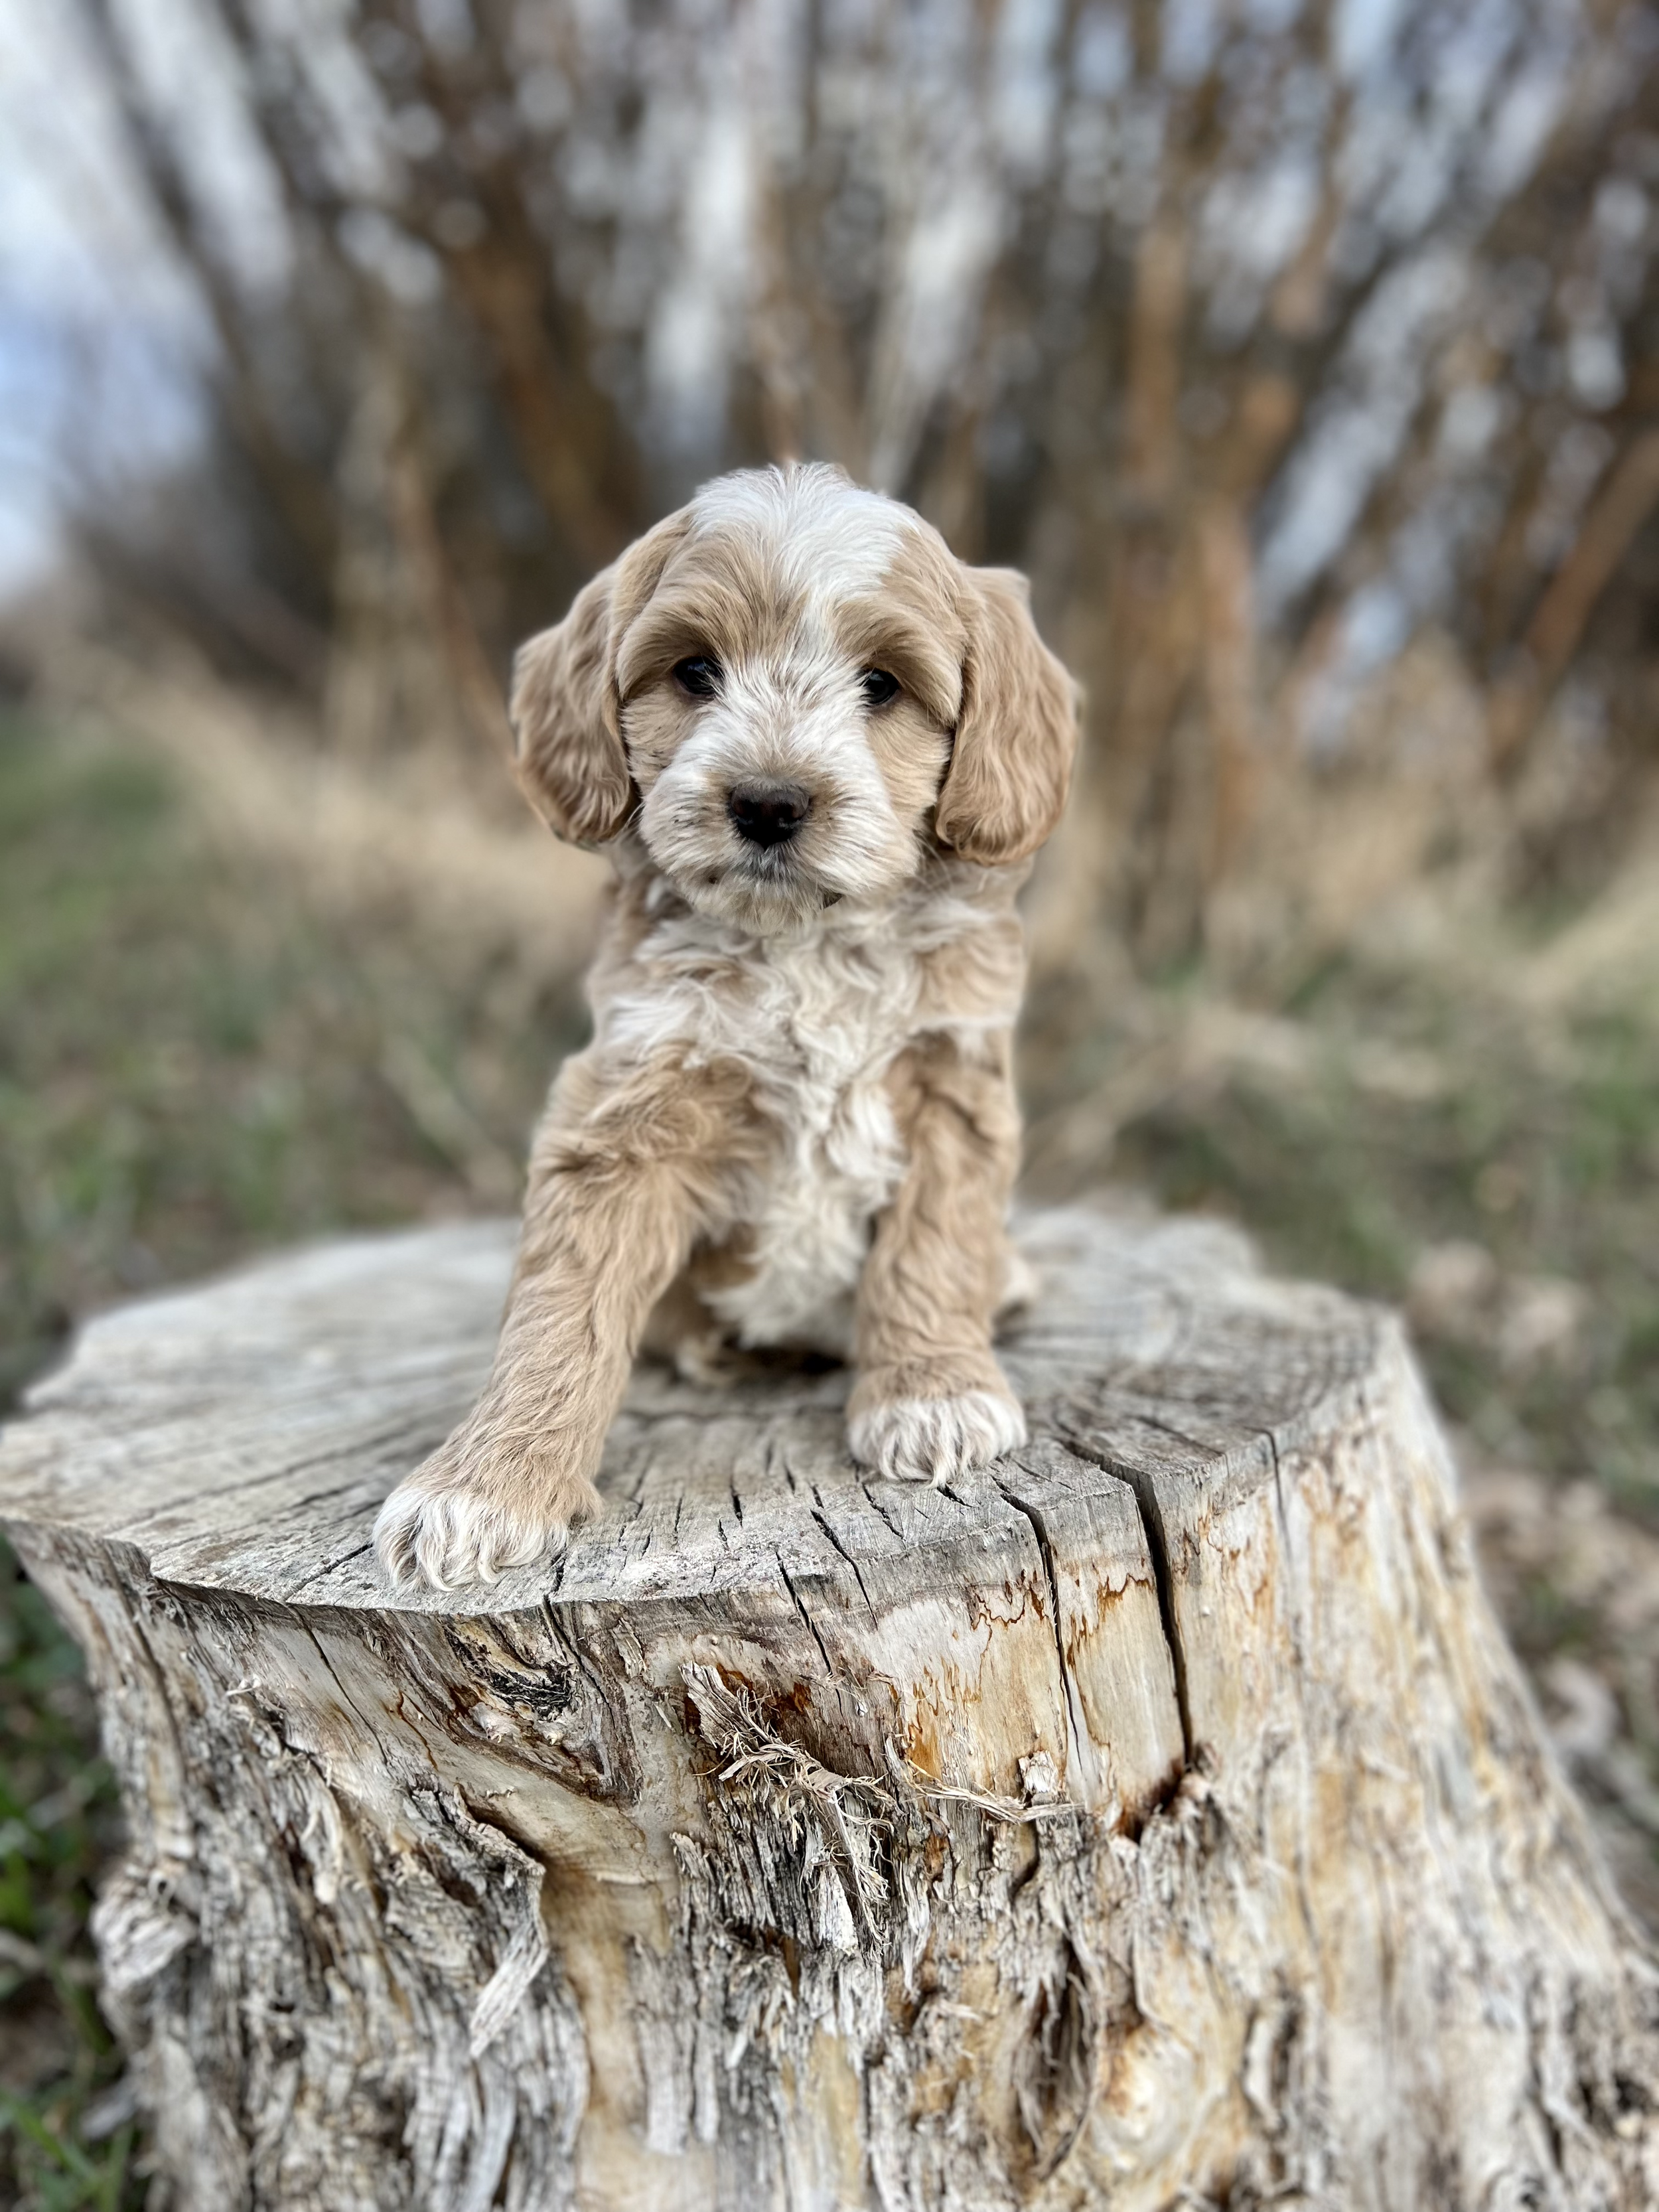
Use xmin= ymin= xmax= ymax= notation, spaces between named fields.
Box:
xmin=374 ymin=1459 xmax=574 ymax=1595
xmin=848 ymin=1390 xmax=1027 ymax=1485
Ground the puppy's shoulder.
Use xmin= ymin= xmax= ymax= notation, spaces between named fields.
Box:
xmin=904 ymin=871 xmax=1027 ymax=1031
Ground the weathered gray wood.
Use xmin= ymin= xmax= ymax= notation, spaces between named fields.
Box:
xmin=1 ymin=1205 xmax=1655 ymax=2210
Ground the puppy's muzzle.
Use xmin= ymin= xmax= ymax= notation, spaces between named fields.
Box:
xmin=727 ymin=780 xmax=812 ymax=848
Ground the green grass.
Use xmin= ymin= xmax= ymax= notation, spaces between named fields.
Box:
xmin=0 ymin=1553 xmax=133 ymax=2210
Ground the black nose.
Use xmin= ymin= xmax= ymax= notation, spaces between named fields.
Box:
xmin=727 ymin=780 xmax=812 ymax=848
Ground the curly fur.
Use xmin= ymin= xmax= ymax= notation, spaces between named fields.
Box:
xmin=375 ymin=462 xmax=1079 ymax=1591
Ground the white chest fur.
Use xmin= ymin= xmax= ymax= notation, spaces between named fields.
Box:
xmin=601 ymin=899 xmax=997 ymax=1347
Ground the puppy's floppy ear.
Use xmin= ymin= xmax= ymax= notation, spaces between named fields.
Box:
xmin=934 ymin=565 xmax=1080 ymax=867
xmin=510 ymin=509 xmax=692 ymax=847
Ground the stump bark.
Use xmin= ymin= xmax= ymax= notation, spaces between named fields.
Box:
xmin=1 ymin=1205 xmax=1656 ymax=2211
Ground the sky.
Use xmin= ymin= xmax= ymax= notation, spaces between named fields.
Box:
xmin=0 ymin=2 xmax=205 ymax=594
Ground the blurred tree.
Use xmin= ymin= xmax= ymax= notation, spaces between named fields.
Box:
xmin=61 ymin=0 xmax=1659 ymax=956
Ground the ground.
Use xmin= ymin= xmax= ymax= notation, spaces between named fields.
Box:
xmin=1 ymin=707 xmax=1654 ymax=2207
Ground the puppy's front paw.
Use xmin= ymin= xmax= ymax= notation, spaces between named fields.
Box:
xmin=374 ymin=1428 xmax=600 ymax=1594
xmin=847 ymin=1382 xmax=1027 ymax=1485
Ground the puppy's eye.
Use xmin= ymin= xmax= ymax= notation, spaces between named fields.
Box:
xmin=674 ymin=656 xmax=722 ymax=700
xmin=861 ymin=668 xmax=900 ymax=709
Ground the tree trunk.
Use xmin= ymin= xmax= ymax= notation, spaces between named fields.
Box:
xmin=1 ymin=1206 xmax=1654 ymax=2211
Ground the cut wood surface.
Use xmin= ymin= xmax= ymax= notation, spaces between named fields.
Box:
xmin=1 ymin=1205 xmax=1655 ymax=2210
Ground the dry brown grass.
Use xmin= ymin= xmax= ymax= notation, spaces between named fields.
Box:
xmin=42 ymin=645 xmax=611 ymax=986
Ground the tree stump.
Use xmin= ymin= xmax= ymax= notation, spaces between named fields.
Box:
xmin=1 ymin=1206 xmax=1656 ymax=2211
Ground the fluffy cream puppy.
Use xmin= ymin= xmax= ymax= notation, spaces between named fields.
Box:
xmin=376 ymin=463 xmax=1078 ymax=1592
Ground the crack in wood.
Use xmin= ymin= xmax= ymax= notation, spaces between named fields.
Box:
xmin=1119 ymin=1472 xmax=1196 ymax=1769
xmin=1053 ymin=1430 xmax=1196 ymax=1769
xmin=288 ymin=1540 xmax=376 ymax=1595
xmin=858 ymin=1482 xmax=902 ymax=1538
xmin=808 ymin=1503 xmax=878 ymax=1625
xmin=777 ymin=1560 xmax=838 ymax=1686
xmin=991 ymin=1473 xmax=1097 ymax=1797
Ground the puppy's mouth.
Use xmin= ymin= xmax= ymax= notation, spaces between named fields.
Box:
xmin=706 ymin=842 xmax=841 ymax=928
xmin=638 ymin=768 xmax=910 ymax=932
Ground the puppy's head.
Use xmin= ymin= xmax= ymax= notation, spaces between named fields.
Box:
xmin=510 ymin=464 xmax=1078 ymax=932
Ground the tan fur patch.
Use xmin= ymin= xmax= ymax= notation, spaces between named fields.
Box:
xmin=934 ymin=567 xmax=1081 ymax=867
xmin=510 ymin=508 xmax=695 ymax=845
xmin=835 ymin=526 xmax=968 ymax=728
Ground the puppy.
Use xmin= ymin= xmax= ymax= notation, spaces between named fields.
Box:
xmin=376 ymin=463 xmax=1078 ymax=1592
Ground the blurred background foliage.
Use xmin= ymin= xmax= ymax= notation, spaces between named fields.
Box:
xmin=1 ymin=0 xmax=1658 ymax=2202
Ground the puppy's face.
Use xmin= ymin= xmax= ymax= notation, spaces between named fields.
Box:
xmin=510 ymin=466 xmax=1078 ymax=932
xmin=620 ymin=476 xmax=962 ymax=931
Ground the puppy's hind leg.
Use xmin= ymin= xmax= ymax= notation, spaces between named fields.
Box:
xmin=994 ymin=1238 xmax=1039 ymax=1327
xmin=640 ymin=1266 xmax=742 ymax=1388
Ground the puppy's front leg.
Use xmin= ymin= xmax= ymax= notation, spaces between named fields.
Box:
xmin=847 ymin=1035 xmax=1027 ymax=1485
xmin=376 ymin=1051 xmax=752 ymax=1590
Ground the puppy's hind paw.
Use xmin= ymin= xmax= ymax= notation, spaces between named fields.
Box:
xmin=374 ymin=1436 xmax=598 ymax=1595
xmin=848 ymin=1388 xmax=1027 ymax=1486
